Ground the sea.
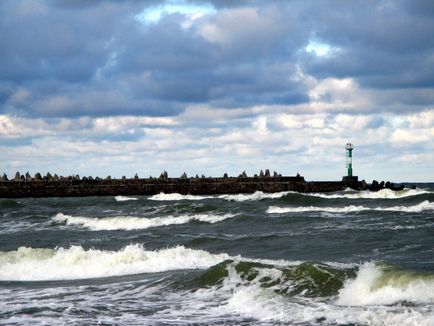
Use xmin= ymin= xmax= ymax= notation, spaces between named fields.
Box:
xmin=0 ymin=185 xmax=433 ymax=325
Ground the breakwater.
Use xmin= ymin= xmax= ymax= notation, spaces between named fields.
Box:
xmin=0 ymin=171 xmax=405 ymax=198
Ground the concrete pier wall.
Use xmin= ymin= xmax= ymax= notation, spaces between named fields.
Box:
xmin=0 ymin=176 xmax=354 ymax=198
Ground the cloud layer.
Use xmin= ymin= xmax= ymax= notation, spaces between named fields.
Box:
xmin=1 ymin=0 xmax=433 ymax=181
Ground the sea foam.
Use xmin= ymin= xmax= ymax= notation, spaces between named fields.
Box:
xmin=309 ymin=188 xmax=430 ymax=199
xmin=114 ymin=196 xmax=138 ymax=201
xmin=219 ymin=191 xmax=291 ymax=202
xmin=0 ymin=245 xmax=231 ymax=281
xmin=267 ymin=200 xmax=434 ymax=214
xmin=148 ymin=193 xmax=213 ymax=201
xmin=337 ymin=262 xmax=434 ymax=306
xmin=52 ymin=212 xmax=235 ymax=231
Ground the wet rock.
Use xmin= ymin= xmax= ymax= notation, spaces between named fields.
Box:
xmin=379 ymin=181 xmax=385 ymax=189
xmin=361 ymin=179 xmax=368 ymax=190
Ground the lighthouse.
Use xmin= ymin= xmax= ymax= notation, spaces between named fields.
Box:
xmin=342 ymin=142 xmax=358 ymax=186
xmin=345 ymin=142 xmax=354 ymax=177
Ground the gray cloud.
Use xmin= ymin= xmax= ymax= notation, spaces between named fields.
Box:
xmin=0 ymin=0 xmax=433 ymax=119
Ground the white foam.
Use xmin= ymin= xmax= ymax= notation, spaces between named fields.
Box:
xmin=0 ymin=245 xmax=232 ymax=281
xmin=217 ymin=262 xmax=434 ymax=325
xmin=148 ymin=193 xmax=213 ymax=201
xmin=337 ymin=262 xmax=434 ymax=306
xmin=219 ymin=191 xmax=291 ymax=202
xmin=310 ymin=188 xmax=430 ymax=199
xmin=267 ymin=200 xmax=434 ymax=214
xmin=114 ymin=195 xmax=138 ymax=201
xmin=52 ymin=212 xmax=235 ymax=231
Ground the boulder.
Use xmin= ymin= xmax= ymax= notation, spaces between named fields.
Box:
xmin=259 ymin=170 xmax=264 ymax=178
xmin=34 ymin=172 xmax=42 ymax=181
xmin=1 ymin=173 xmax=8 ymax=181
xmin=180 ymin=172 xmax=188 ymax=179
xmin=53 ymin=174 xmax=59 ymax=181
xmin=46 ymin=172 xmax=53 ymax=181
xmin=265 ymin=169 xmax=270 ymax=177
xmin=134 ymin=173 xmax=139 ymax=179
xmin=14 ymin=171 xmax=21 ymax=181
xmin=106 ymin=175 xmax=111 ymax=180
xmin=239 ymin=171 xmax=247 ymax=178
xmin=25 ymin=172 xmax=32 ymax=181
xmin=223 ymin=173 xmax=228 ymax=178
xmin=273 ymin=171 xmax=279 ymax=177
xmin=122 ymin=176 xmax=126 ymax=180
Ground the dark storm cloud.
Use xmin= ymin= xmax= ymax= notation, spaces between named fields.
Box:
xmin=300 ymin=0 xmax=434 ymax=89
xmin=0 ymin=0 xmax=433 ymax=118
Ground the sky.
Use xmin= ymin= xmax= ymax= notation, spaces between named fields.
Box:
xmin=1 ymin=0 xmax=433 ymax=182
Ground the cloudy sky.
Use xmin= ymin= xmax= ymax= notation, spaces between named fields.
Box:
xmin=1 ymin=0 xmax=433 ymax=181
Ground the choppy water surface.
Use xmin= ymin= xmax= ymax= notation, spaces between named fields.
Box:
xmin=0 ymin=185 xmax=433 ymax=325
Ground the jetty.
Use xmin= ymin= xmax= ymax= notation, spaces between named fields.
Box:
xmin=0 ymin=170 xmax=403 ymax=198
xmin=0 ymin=144 xmax=405 ymax=198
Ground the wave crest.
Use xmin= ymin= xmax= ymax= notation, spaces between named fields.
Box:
xmin=267 ymin=200 xmax=434 ymax=214
xmin=52 ymin=212 xmax=235 ymax=231
xmin=0 ymin=245 xmax=231 ymax=281
xmin=337 ymin=262 xmax=434 ymax=306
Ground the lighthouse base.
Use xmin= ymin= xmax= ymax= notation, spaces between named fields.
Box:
xmin=342 ymin=176 xmax=358 ymax=186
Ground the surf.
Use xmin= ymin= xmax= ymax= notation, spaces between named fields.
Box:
xmin=52 ymin=212 xmax=236 ymax=231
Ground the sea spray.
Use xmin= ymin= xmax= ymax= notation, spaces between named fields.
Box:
xmin=337 ymin=262 xmax=434 ymax=306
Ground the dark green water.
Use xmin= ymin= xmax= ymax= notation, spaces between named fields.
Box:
xmin=0 ymin=186 xmax=433 ymax=325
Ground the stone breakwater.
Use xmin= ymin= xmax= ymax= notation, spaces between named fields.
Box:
xmin=0 ymin=171 xmax=405 ymax=198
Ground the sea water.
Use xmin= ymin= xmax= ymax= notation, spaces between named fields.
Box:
xmin=0 ymin=185 xmax=433 ymax=325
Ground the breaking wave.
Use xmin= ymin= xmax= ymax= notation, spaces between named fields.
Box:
xmin=219 ymin=191 xmax=291 ymax=202
xmin=52 ymin=212 xmax=236 ymax=231
xmin=337 ymin=262 xmax=434 ymax=306
xmin=148 ymin=193 xmax=213 ymax=201
xmin=114 ymin=196 xmax=138 ymax=201
xmin=0 ymin=245 xmax=232 ymax=281
xmin=267 ymin=200 xmax=434 ymax=214
xmin=309 ymin=188 xmax=430 ymax=199
xmin=185 ymin=260 xmax=434 ymax=325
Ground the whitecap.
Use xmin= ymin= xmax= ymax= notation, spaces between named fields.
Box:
xmin=114 ymin=196 xmax=138 ymax=201
xmin=0 ymin=245 xmax=232 ymax=281
xmin=337 ymin=262 xmax=434 ymax=306
xmin=148 ymin=193 xmax=213 ymax=201
xmin=219 ymin=191 xmax=291 ymax=202
xmin=52 ymin=212 xmax=236 ymax=231
xmin=267 ymin=200 xmax=434 ymax=214
xmin=309 ymin=188 xmax=430 ymax=200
